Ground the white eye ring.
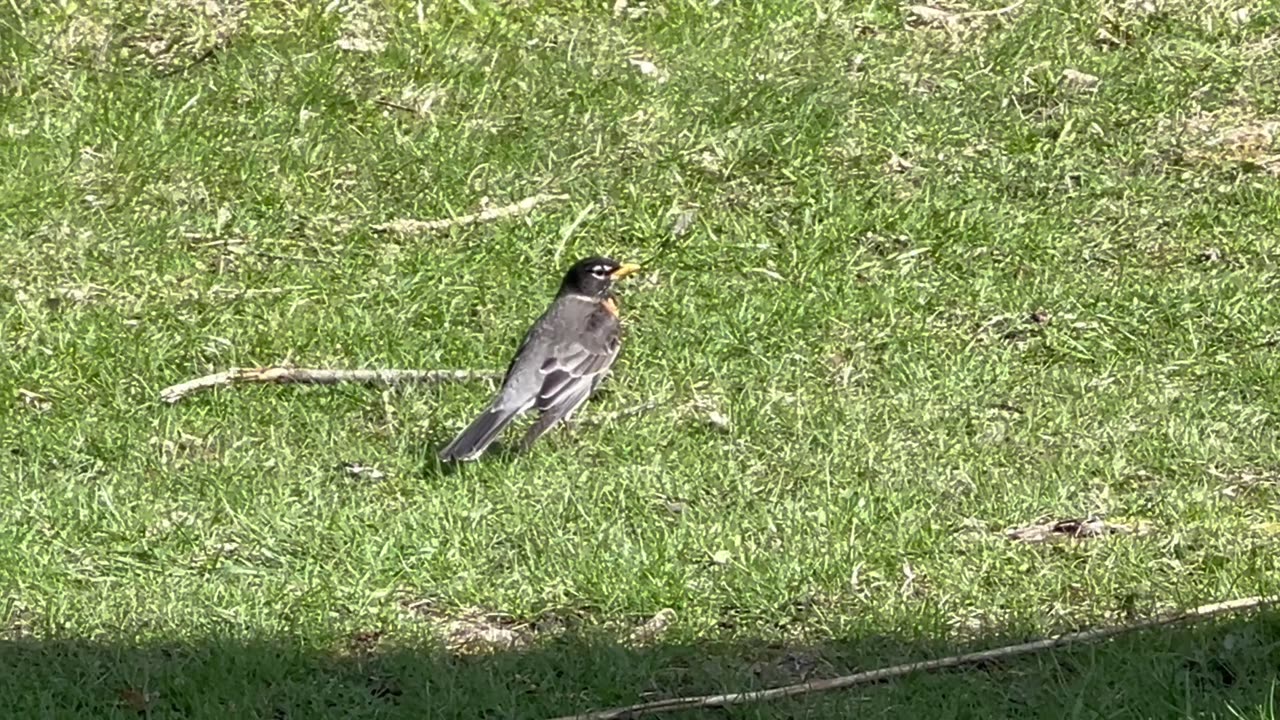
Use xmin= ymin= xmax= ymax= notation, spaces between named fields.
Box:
xmin=591 ymin=265 xmax=610 ymax=277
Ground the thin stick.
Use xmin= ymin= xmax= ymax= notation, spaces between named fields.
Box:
xmin=160 ymin=366 xmax=501 ymax=404
xmin=159 ymin=45 xmax=219 ymax=77
xmin=549 ymin=596 xmax=1270 ymax=720
xmin=373 ymin=98 xmax=421 ymax=114
xmin=952 ymin=0 xmax=1027 ymax=19
xmin=372 ymin=193 xmax=570 ymax=235
xmin=907 ymin=0 xmax=1027 ymax=25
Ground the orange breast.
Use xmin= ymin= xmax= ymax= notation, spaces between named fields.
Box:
xmin=602 ymin=297 xmax=618 ymax=316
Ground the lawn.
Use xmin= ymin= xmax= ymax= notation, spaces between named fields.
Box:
xmin=2 ymin=0 xmax=1280 ymax=717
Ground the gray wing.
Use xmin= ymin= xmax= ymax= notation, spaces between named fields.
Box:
xmin=492 ymin=298 xmax=619 ymax=411
xmin=535 ymin=335 xmax=619 ymax=411
xmin=518 ymin=305 xmax=621 ymax=450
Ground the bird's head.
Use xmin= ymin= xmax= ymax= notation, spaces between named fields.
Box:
xmin=558 ymin=256 xmax=641 ymax=298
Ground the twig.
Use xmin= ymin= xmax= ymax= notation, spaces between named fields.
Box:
xmin=159 ymin=45 xmax=219 ymax=77
xmin=549 ymin=596 xmax=1271 ymax=720
xmin=160 ymin=366 xmax=502 ymax=404
xmin=372 ymin=193 xmax=570 ymax=235
xmin=952 ymin=0 xmax=1027 ymax=19
xmin=907 ymin=0 xmax=1027 ymax=26
xmin=373 ymin=98 xmax=421 ymax=114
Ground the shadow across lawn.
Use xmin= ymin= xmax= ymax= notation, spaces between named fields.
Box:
xmin=2 ymin=607 xmax=1277 ymax=719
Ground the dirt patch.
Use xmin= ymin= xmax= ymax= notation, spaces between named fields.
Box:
xmin=1209 ymin=465 xmax=1280 ymax=499
xmin=335 ymin=1 xmax=390 ymax=55
xmin=1165 ymin=99 xmax=1280 ymax=177
xmin=51 ymin=15 xmax=114 ymax=65
xmin=400 ymin=600 xmax=537 ymax=654
xmin=748 ymin=645 xmax=835 ymax=685
xmin=124 ymin=0 xmax=247 ymax=72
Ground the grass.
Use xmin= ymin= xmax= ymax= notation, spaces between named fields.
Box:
xmin=2 ymin=0 xmax=1280 ymax=717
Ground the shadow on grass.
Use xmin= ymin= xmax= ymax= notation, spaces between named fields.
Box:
xmin=2 ymin=608 xmax=1277 ymax=719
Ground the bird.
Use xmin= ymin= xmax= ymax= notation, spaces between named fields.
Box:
xmin=438 ymin=256 xmax=641 ymax=462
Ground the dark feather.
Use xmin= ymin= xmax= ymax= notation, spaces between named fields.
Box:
xmin=520 ymin=381 xmax=593 ymax=451
xmin=437 ymin=402 xmax=526 ymax=462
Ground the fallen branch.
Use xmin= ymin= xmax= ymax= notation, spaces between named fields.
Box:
xmin=373 ymin=193 xmax=570 ymax=235
xmin=160 ymin=366 xmax=501 ymax=404
xmin=549 ymin=596 xmax=1271 ymax=720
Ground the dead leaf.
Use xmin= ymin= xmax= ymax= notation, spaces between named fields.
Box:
xmin=348 ymin=629 xmax=383 ymax=655
xmin=210 ymin=541 xmax=240 ymax=556
xmin=1095 ymin=26 xmax=1125 ymax=48
xmin=340 ymin=462 xmax=386 ymax=482
xmin=628 ymin=608 xmax=676 ymax=645
xmin=884 ymin=151 xmax=915 ymax=173
xmin=17 ymin=389 xmax=52 ymax=413
xmin=628 ymin=57 xmax=657 ymax=74
xmin=671 ymin=208 xmax=697 ymax=237
xmin=900 ymin=560 xmax=917 ymax=597
xmin=705 ymin=410 xmax=731 ymax=430
xmin=337 ymin=37 xmax=384 ymax=53
xmin=1061 ymin=68 xmax=1100 ymax=91
xmin=627 ymin=56 xmax=667 ymax=83
xmin=118 ymin=687 xmax=152 ymax=713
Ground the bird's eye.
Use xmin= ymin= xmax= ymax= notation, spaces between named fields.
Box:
xmin=591 ymin=265 xmax=610 ymax=278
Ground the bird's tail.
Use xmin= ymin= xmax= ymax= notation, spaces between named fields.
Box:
xmin=438 ymin=404 xmax=521 ymax=462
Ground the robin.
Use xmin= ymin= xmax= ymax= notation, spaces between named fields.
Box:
xmin=438 ymin=256 xmax=642 ymax=462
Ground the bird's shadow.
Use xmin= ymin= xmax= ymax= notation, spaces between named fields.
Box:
xmin=415 ymin=433 xmax=524 ymax=480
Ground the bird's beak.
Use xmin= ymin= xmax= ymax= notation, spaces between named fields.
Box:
xmin=610 ymin=263 xmax=641 ymax=279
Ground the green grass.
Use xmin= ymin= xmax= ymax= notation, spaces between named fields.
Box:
xmin=3 ymin=0 xmax=1280 ymax=717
